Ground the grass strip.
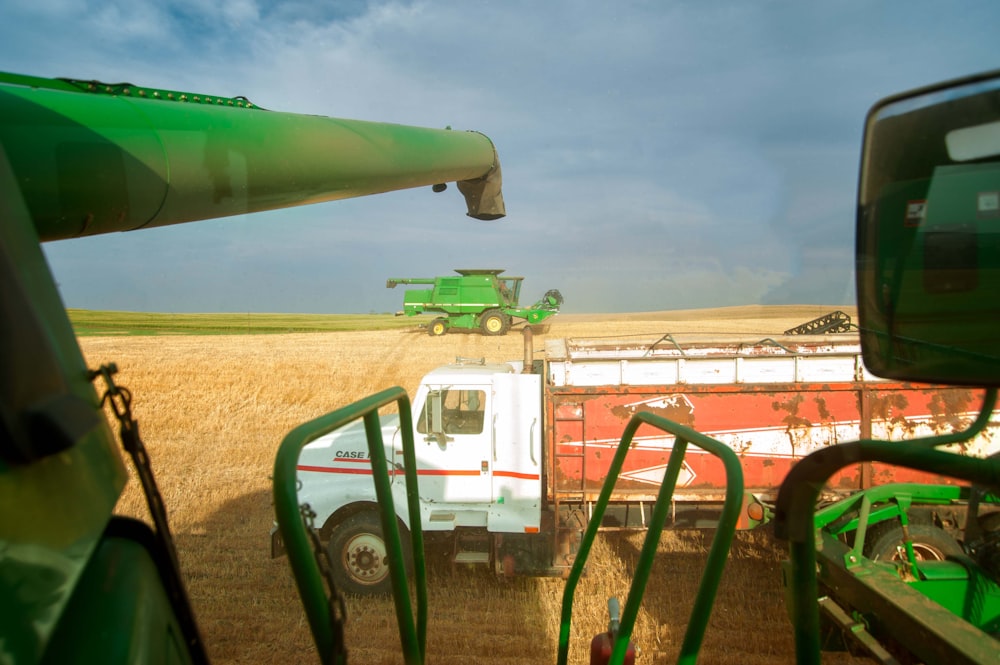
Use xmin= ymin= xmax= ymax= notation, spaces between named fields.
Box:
xmin=68 ymin=309 xmax=428 ymax=336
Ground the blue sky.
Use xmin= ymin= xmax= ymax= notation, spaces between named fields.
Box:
xmin=3 ymin=1 xmax=999 ymax=313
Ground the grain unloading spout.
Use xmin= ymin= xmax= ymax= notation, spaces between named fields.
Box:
xmin=522 ymin=326 xmax=533 ymax=372
xmin=455 ymin=139 xmax=505 ymax=220
xmin=0 ymin=72 xmax=507 ymax=240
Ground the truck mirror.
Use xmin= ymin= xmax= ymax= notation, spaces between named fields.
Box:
xmin=422 ymin=389 xmax=449 ymax=447
xmin=428 ymin=390 xmax=444 ymax=433
xmin=856 ymin=69 xmax=1000 ymax=386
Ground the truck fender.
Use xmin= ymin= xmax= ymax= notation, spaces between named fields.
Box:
xmin=319 ymin=501 xmax=412 ymax=539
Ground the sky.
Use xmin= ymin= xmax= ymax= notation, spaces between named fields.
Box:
xmin=3 ymin=1 xmax=999 ymax=314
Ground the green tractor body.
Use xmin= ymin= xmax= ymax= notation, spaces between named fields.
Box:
xmin=386 ymin=269 xmax=562 ymax=335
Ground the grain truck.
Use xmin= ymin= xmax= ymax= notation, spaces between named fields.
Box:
xmin=281 ymin=328 xmax=999 ymax=594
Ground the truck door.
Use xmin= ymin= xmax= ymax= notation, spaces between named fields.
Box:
xmin=411 ymin=385 xmax=493 ymax=503
xmin=490 ymin=373 xmax=543 ymax=531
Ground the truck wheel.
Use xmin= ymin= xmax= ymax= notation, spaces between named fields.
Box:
xmin=428 ymin=318 xmax=449 ymax=336
xmin=480 ymin=309 xmax=510 ymax=336
xmin=866 ymin=523 xmax=963 ymax=562
xmin=327 ymin=511 xmax=410 ymax=595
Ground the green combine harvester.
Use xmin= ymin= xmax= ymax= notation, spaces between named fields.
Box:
xmin=386 ymin=269 xmax=563 ymax=335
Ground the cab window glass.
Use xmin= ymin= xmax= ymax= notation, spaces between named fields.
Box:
xmin=417 ymin=389 xmax=486 ymax=435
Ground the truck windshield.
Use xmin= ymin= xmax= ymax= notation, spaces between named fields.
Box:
xmin=417 ymin=389 xmax=486 ymax=435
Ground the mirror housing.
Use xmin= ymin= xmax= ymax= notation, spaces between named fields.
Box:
xmin=421 ymin=390 xmax=448 ymax=447
xmin=856 ymin=69 xmax=1000 ymax=386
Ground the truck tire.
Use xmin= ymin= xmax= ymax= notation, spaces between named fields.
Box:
xmin=327 ymin=511 xmax=411 ymax=595
xmin=480 ymin=309 xmax=510 ymax=336
xmin=428 ymin=318 xmax=449 ymax=336
xmin=866 ymin=523 xmax=963 ymax=562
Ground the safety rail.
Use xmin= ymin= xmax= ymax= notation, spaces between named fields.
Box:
xmin=273 ymin=387 xmax=428 ymax=665
xmin=556 ymin=411 xmax=745 ymax=665
xmin=774 ymin=387 xmax=1000 ymax=665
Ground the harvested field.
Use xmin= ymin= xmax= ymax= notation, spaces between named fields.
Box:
xmin=79 ymin=306 xmax=867 ymax=664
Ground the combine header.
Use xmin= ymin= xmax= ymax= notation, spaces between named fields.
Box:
xmin=783 ymin=310 xmax=854 ymax=335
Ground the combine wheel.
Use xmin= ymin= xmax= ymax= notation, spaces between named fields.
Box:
xmin=866 ymin=523 xmax=963 ymax=562
xmin=428 ymin=318 xmax=449 ymax=336
xmin=327 ymin=511 xmax=411 ymax=595
xmin=480 ymin=309 xmax=510 ymax=336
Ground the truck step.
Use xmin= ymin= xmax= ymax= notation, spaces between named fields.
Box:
xmin=453 ymin=551 xmax=491 ymax=564
xmin=452 ymin=528 xmax=491 ymax=565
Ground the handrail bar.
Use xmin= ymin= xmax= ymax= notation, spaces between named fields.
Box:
xmin=557 ymin=411 xmax=745 ymax=665
xmin=273 ymin=387 xmax=427 ymax=665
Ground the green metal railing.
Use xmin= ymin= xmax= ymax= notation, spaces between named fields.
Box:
xmin=815 ymin=482 xmax=969 ymax=572
xmin=273 ymin=388 xmax=427 ymax=665
xmin=556 ymin=411 xmax=746 ymax=665
xmin=774 ymin=387 xmax=1000 ymax=665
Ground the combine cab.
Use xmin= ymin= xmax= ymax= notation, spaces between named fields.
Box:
xmin=386 ymin=269 xmax=562 ymax=336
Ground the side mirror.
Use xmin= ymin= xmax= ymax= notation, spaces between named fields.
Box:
xmin=856 ymin=70 xmax=1000 ymax=385
xmin=422 ymin=390 xmax=449 ymax=448
xmin=427 ymin=390 xmax=444 ymax=433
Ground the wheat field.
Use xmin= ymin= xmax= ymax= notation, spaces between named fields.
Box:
xmin=79 ymin=306 xmax=869 ymax=664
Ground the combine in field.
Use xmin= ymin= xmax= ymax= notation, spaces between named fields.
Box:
xmin=387 ymin=269 xmax=563 ymax=336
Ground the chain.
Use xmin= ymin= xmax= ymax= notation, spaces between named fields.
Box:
xmin=300 ymin=503 xmax=347 ymax=662
xmin=89 ymin=363 xmax=208 ymax=662
xmin=90 ymin=364 xmax=177 ymax=555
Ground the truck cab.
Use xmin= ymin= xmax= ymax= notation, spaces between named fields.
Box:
xmin=293 ymin=359 xmax=543 ymax=593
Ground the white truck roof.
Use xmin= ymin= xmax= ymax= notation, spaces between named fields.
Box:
xmin=422 ymin=360 xmax=517 ymax=383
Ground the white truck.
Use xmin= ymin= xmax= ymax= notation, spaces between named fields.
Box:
xmin=279 ymin=330 xmax=998 ymax=594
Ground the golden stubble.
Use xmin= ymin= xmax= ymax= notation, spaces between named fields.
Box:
xmin=80 ymin=307 xmax=868 ymax=664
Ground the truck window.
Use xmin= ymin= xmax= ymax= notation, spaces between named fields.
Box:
xmin=417 ymin=389 xmax=486 ymax=435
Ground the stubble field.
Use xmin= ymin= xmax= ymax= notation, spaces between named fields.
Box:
xmin=79 ymin=305 xmax=868 ymax=664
